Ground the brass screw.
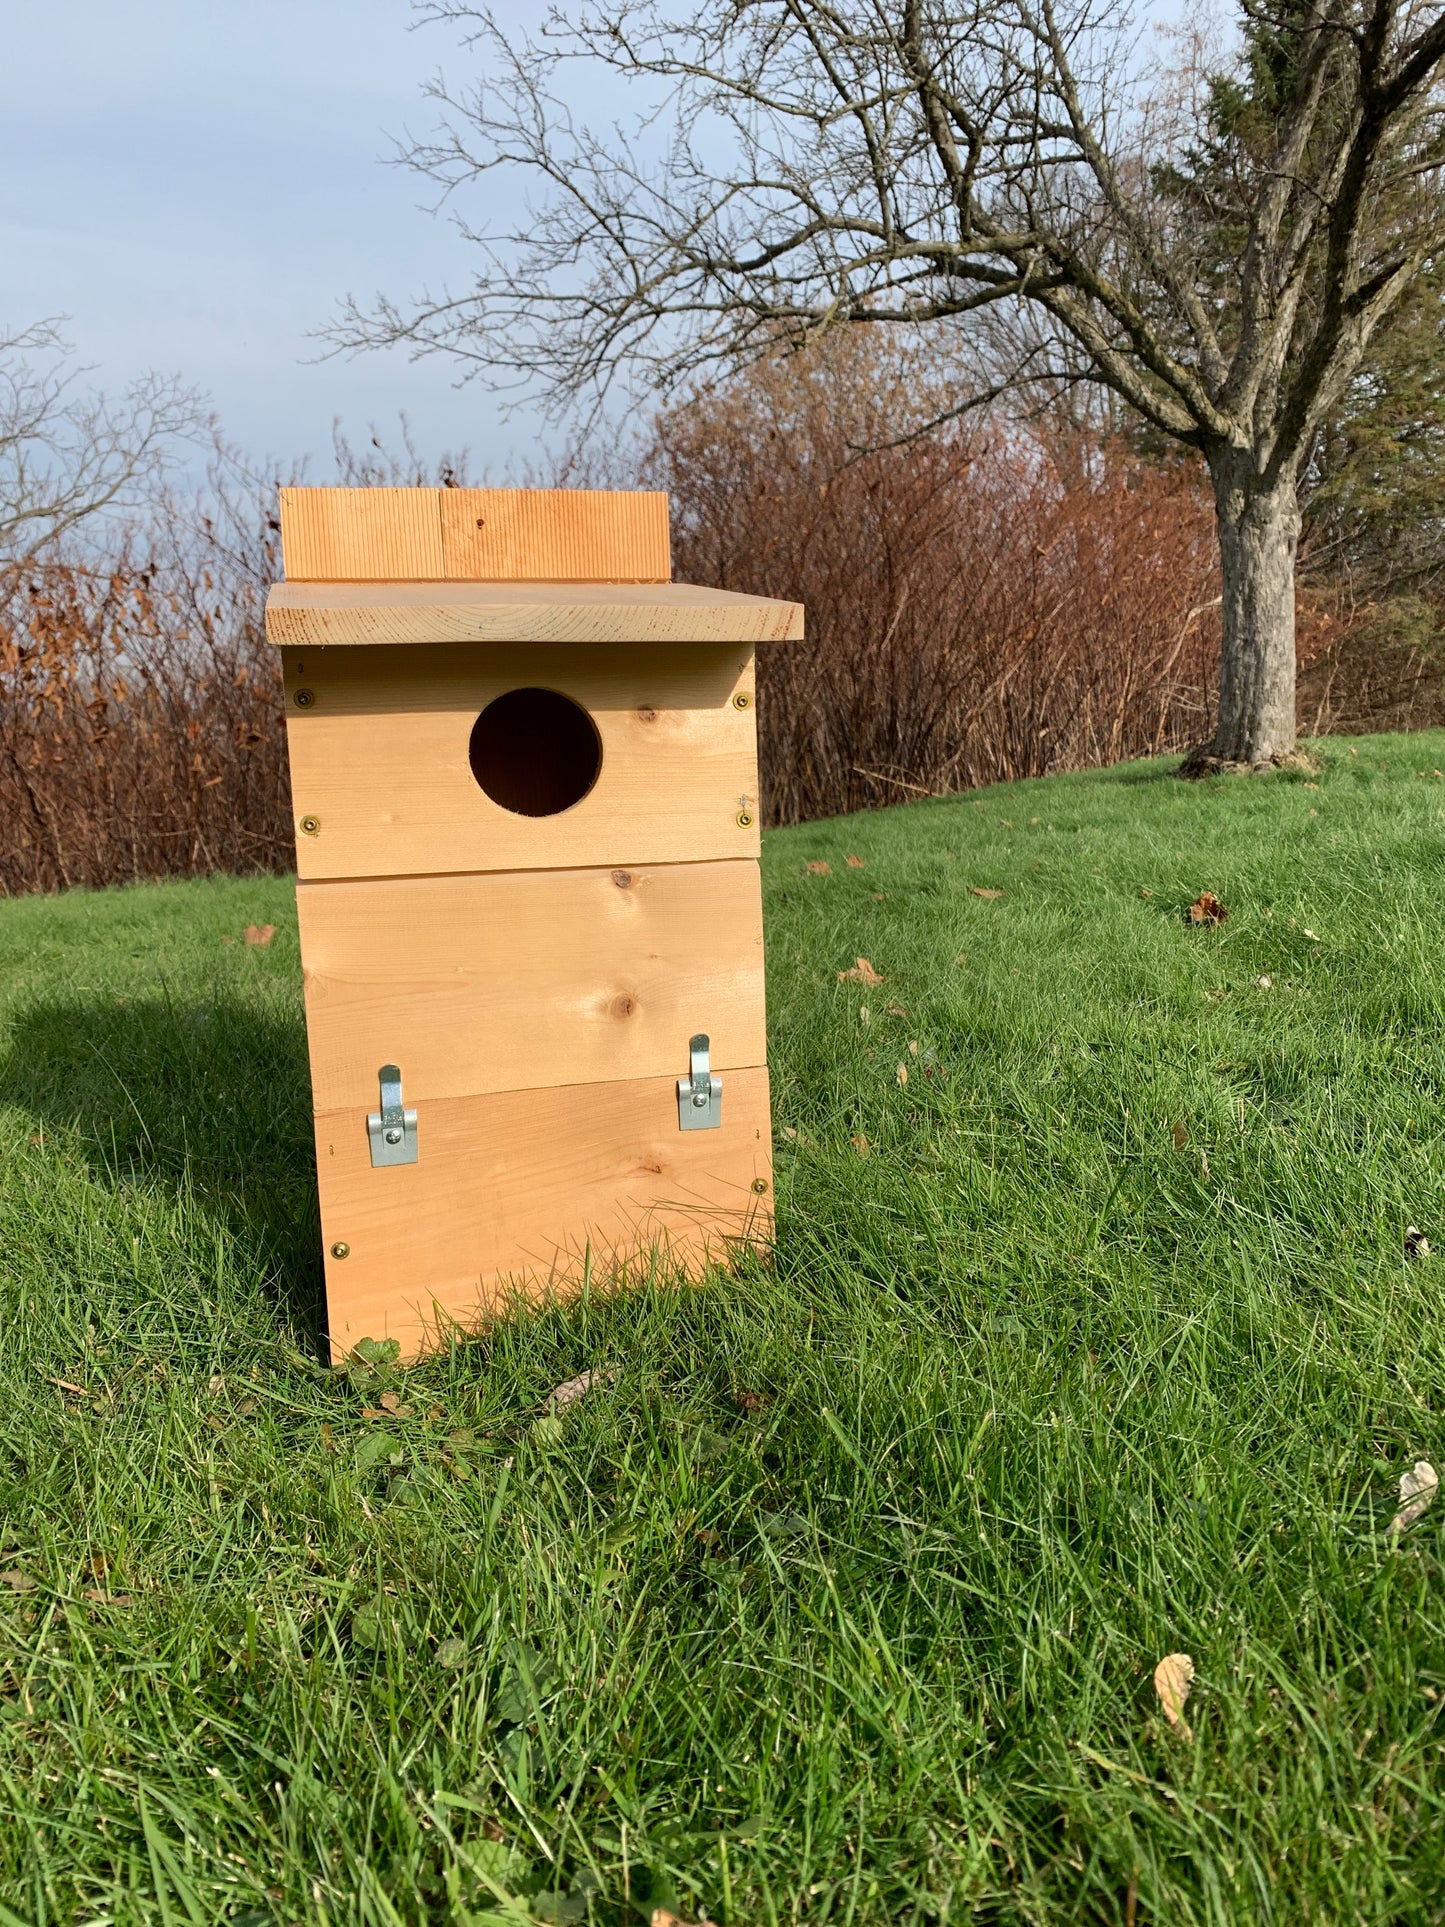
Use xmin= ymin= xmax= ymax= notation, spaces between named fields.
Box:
xmin=294 ymin=688 xmax=316 ymax=708
xmin=733 ymin=691 xmax=752 ymax=709
xmin=299 ymin=815 xmax=321 ymax=837
xmin=750 ymin=1178 xmax=769 ymax=1195
xmin=330 ymin=1241 xmax=350 ymax=1260
xmin=736 ymin=810 xmax=755 ymax=828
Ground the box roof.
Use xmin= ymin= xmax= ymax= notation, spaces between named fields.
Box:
xmin=265 ymin=578 xmax=804 ymax=648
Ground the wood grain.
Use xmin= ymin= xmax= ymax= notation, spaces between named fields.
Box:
xmin=296 ymin=859 xmax=765 ymax=1109
xmin=314 ymin=1066 xmax=773 ymax=1356
xmin=281 ymin=641 xmax=760 ymax=879
xmin=279 ymin=485 xmax=673 ymax=584
xmin=278 ymin=488 xmax=445 ymax=581
xmin=266 ymin=577 xmax=804 ymax=648
xmin=439 ymin=488 xmax=670 ymax=581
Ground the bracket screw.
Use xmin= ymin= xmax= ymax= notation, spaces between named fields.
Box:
xmin=732 ymin=691 xmax=752 ymax=709
xmin=294 ymin=688 xmax=316 ymax=707
xmin=330 ymin=1241 xmax=351 ymax=1259
xmin=299 ymin=815 xmax=321 ymax=837
xmin=750 ymin=1178 xmax=769 ymax=1195
xmin=736 ymin=810 xmax=755 ymax=828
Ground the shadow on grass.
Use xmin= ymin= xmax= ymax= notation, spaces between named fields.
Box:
xmin=0 ymin=990 xmax=325 ymax=1350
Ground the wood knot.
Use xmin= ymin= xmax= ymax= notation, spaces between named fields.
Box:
xmin=635 ymin=705 xmax=658 ymax=723
xmin=610 ymin=993 xmax=637 ymax=1019
xmin=611 ymin=869 xmax=633 ymax=889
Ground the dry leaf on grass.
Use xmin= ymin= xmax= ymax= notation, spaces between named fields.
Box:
xmin=846 ymin=853 xmax=865 ymax=868
xmin=243 ymin=923 xmax=276 ymax=947
xmin=850 ymin=1133 xmax=870 ymax=1158
xmin=1188 ymin=892 xmax=1228 ymax=924
xmin=1390 ymin=1460 xmax=1439 ymax=1536
xmin=971 ymin=887 xmax=1005 ymax=900
xmin=1405 ymin=1226 xmax=1432 ymax=1260
xmin=886 ymin=1000 xmax=909 ymax=1018
xmin=1172 ymin=1121 xmax=1188 ymax=1150
xmin=652 ymin=1911 xmax=701 ymax=1927
xmin=896 ymin=1064 xmax=908 ymax=1086
xmin=0 ymin=1570 xmax=36 ymax=1593
xmin=1154 ymin=1652 xmax=1195 ymax=1738
xmin=838 ymin=957 xmax=885 ymax=986
xmin=545 ymin=1365 xmax=622 ymax=1413
xmin=805 ymin=860 xmax=831 ymax=876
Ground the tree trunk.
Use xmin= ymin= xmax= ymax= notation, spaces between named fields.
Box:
xmin=1187 ymin=446 xmax=1300 ymax=771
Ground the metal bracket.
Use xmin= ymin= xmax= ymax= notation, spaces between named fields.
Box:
xmin=367 ymin=1063 xmax=418 ymax=1167
xmin=677 ymin=1033 xmax=722 ymax=1130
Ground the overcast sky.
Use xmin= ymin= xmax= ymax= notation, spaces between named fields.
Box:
xmin=2 ymin=0 xmax=549 ymax=480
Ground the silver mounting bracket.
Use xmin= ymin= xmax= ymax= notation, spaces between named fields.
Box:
xmin=677 ymin=1033 xmax=722 ymax=1131
xmin=367 ymin=1063 xmax=418 ymax=1167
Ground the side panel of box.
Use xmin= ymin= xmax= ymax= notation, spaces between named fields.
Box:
xmin=296 ymin=859 xmax=765 ymax=1109
xmin=314 ymin=1066 xmax=773 ymax=1356
xmin=280 ymin=641 xmax=759 ymax=880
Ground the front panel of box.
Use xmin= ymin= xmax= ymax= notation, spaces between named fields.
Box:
xmin=296 ymin=859 xmax=765 ymax=1109
xmin=314 ymin=1067 xmax=773 ymax=1353
xmin=280 ymin=641 xmax=760 ymax=880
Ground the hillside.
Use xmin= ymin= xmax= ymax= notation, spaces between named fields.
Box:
xmin=1 ymin=736 xmax=1443 ymax=1921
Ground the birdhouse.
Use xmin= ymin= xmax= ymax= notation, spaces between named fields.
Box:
xmin=264 ymin=486 xmax=803 ymax=1357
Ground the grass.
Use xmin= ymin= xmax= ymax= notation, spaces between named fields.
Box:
xmin=2 ymin=734 xmax=1445 ymax=1925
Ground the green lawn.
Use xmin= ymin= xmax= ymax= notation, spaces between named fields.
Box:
xmin=2 ymin=735 xmax=1445 ymax=1925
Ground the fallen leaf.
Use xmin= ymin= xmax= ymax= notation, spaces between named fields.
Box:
xmin=1390 ymin=1460 xmax=1439 ymax=1535
xmin=1140 ymin=887 xmax=1155 ymax=898
xmin=1153 ymin=1652 xmax=1195 ymax=1739
xmin=850 ymin=1133 xmax=870 ymax=1158
xmin=1172 ymin=1120 xmax=1188 ymax=1150
xmin=858 ymin=1006 xmax=870 ymax=1026
xmin=435 ymin=1637 xmax=469 ymax=1669
xmin=838 ymin=957 xmax=885 ymax=986
xmin=243 ymin=923 xmax=276 ymax=947
xmin=896 ymin=1064 xmax=908 ymax=1086
xmin=735 ymin=1390 xmax=770 ymax=1415
xmin=652 ymin=1912 xmax=700 ymax=1927
xmin=0 ymin=1570 xmax=36 ymax=1593
xmin=1303 ymin=927 xmax=1320 ymax=940
xmin=886 ymin=1001 xmax=909 ymax=1018
xmin=846 ymin=853 xmax=865 ymax=868
xmin=805 ymin=860 xmax=831 ymax=876
xmin=1303 ymin=781 xmax=1320 ymax=790
xmin=1256 ymin=975 xmax=1273 ymax=989
xmin=1188 ymin=892 xmax=1229 ymax=925
xmin=971 ymin=887 xmax=1004 ymax=900
xmin=545 ymin=1365 xmax=622 ymax=1413
xmin=1308 ymin=808 xmax=1320 ymax=818
xmin=1405 ymin=1225 xmax=1432 ymax=1260
xmin=870 ymin=892 xmax=887 ymax=901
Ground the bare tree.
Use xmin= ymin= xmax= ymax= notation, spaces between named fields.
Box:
xmin=0 ymin=320 xmax=207 ymax=563
xmin=330 ymin=0 xmax=1445 ymax=771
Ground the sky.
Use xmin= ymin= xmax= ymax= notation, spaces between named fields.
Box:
xmin=1 ymin=0 xmax=549 ymax=480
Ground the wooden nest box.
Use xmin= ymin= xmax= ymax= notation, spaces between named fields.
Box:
xmin=265 ymin=486 xmax=803 ymax=1356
